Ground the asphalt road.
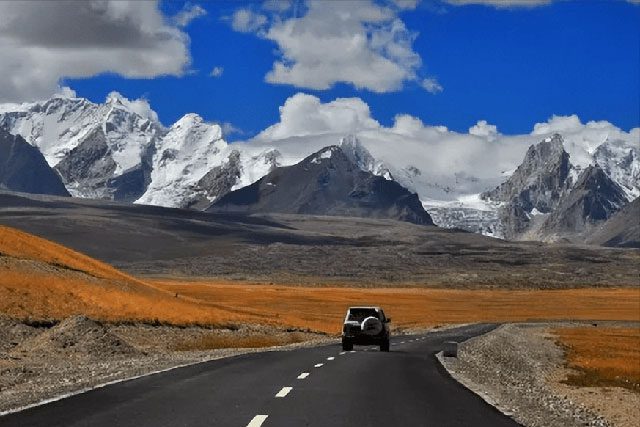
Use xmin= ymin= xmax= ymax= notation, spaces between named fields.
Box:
xmin=0 ymin=324 xmax=520 ymax=427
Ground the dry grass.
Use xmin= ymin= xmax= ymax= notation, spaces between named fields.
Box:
xmin=152 ymin=280 xmax=640 ymax=334
xmin=2 ymin=224 xmax=639 ymax=335
xmin=0 ymin=225 xmax=274 ymax=326
xmin=173 ymin=333 xmax=308 ymax=351
xmin=555 ymin=327 xmax=640 ymax=392
xmin=0 ymin=225 xmax=131 ymax=282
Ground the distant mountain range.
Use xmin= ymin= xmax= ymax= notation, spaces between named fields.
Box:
xmin=0 ymin=94 xmax=637 ymax=245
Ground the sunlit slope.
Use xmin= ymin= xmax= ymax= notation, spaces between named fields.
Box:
xmin=0 ymin=225 xmax=268 ymax=325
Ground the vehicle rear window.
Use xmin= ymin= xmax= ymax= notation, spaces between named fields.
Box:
xmin=347 ymin=308 xmax=378 ymax=321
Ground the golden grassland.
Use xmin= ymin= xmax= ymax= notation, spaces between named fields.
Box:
xmin=152 ymin=280 xmax=640 ymax=334
xmin=1 ymin=225 xmax=639 ymax=335
xmin=0 ymin=225 xmax=273 ymax=326
xmin=555 ymin=327 xmax=640 ymax=392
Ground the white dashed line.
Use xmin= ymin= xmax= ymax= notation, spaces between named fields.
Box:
xmin=297 ymin=372 xmax=310 ymax=379
xmin=349 ymin=350 xmax=356 ymax=353
xmin=339 ymin=351 xmax=346 ymax=355
xmin=327 ymin=356 xmax=335 ymax=361
xmin=246 ymin=414 xmax=268 ymax=427
xmin=400 ymin=341 xmax=405 ymax=344
xmin=275 ymin=387 xmax=293 ymax=398
xmin=314 ymin=363 xmax=324 ymax=368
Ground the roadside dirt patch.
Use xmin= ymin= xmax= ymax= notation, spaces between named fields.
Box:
xmin=439 ymin=322 xmax=640 ymax=427
xmin=10 ymin=316 xmax=139 ymax=360
xmin=0 ymin=316 xmax=332 ymax=414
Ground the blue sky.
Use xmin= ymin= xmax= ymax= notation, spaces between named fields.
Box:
xmin=55 ymin=0 xmax=640 ymax=138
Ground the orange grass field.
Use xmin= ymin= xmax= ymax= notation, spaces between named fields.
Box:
xmin=1 ymin=225 xmax=639 ymax=333
xmin=554 ymin=327 xmax=640 ymax=392
xmin=151 ymin=280 xmax=640 ymax=334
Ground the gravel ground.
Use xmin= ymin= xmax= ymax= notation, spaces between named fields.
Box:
xmin=438 ymin=322 xmax=638 ymax=427
xmin=0 ymin=316 xmax=334 ymax=414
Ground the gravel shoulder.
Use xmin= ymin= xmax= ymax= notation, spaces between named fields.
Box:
xmin=438 ymin=322 xmax=640 ymax=427
xmin=0 ymin=316 xmax=334 ymax=414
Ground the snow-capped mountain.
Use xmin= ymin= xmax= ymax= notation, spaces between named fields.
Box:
xmin=209 ymin=145 xmax=434 ymax=225
xmin=0 ymin=93 xmax=637 ymax=242
xmin=0 ymin=93 xmax=163 ymax=201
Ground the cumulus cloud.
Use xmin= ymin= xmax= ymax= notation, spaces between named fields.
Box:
xmin=256 ymin=93 xmax=381 ymax=140
xmin=230 ymin=0 xmax=437 ymax=93
xmin=210 ymin=66 xmax=224 ymax=77
xmin=248 ymin=92 xmax=638 ymax=199
xmin=469 ymin=120 xmax=499 ymax=141
xmin=0 ymin=1 xmax=197 ymax=103
xmin=444 ymin=0 xmax=552 ymax=7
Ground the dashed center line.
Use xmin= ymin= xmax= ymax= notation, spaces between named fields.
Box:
xmin=327 ymin=356 xmax=335 ymax=361
xmin=349 ymin=350 xmax=356 ymax=353
xmin=339 ymin=351 xmax=346 ymax=355
xmin=314 ymin=363 xmax=324 ymax=368
xmin=275 ymin=387 xmax=293 ymax=398
xmin=246 ymin=414 xmax=268 ymax=427
xmin=297 ymin=372 xmax=309 ymax=379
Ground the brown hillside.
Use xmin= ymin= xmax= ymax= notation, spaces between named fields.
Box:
xmin=0 ymin=225 xmax=267 ymax=325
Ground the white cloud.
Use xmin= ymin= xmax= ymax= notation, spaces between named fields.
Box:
xmin=444 ymin=0 xmax=552 ymax=7
xmin=531 ymin=114 xmax=583 ymax=135
xmin=106 ymin=92 xmax=159 ymax=123
xmin=53 ymin=86 xmax=77 ymax=99
xmin=256 ymin=93 xmax=380 ymax=140
xmin=174 ymin=3 xmax=207 ymax=27
xmin=247 ymin=92 xmax=639 ymax=199
xmin=421 ymin=77 xmax=443 ymax=94
xmin=219 ymin=122 xmax=243 ymax=137
xmin=393 ymin=0 xmax=420 ymax=10
xmin=231 ymin=0 xmax=435 ymax=93
xmin=469 ymin=120 xmax=499 ymax=141
xmin=210 ymin=66 xmax=224 ymax=77
xmin=0 ymin=0 xmax=194 ymax=103
xmin=231 ymin=8 xmax=268 ymax=33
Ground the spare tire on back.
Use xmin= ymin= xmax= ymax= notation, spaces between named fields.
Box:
xmin=361 ymin=316 xmax=382 ymax=336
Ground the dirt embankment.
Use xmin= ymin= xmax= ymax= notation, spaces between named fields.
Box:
xmin=0 ymin=315 xmax=330 ymax=414
xmin=439 ymin=322 xmax=640 ymax=427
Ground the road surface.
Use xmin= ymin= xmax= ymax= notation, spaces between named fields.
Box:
xmin=0 ymin=324 xmax=520 ymax=427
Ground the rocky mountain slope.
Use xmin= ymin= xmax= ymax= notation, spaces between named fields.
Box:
xmin=0 ymin=128 xmax=69 ymax=196
xmin=209 ymin=146 xmax=434 ymax=225
xmin=481 ymin=134 xmax=635 ymax=241
xmin=0 ymin=93 xmax=163 ymax=201
xmin=538 ymin=165 xmax=628 ymax=240
xmin=586 ymin=197 xmax=640 ymax=248
xmin=481 ymin=134 xmax=574 ymax=239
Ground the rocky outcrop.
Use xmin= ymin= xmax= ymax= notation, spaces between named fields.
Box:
xmin=185 ymin=150 xmax=243 ymax=209
xmin=586 ymin=197 xmax=640 ymax=248
xmin=482 ymin=134 xmax=574 ymax=239
xmin=0 ymin=129 xmax=70 ymax=197
xmin=540 ymin=165 xmax=629 ymax=240
xmin=208 ymin=145 xmax=434 ymax=226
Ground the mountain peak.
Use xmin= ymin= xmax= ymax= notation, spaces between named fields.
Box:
xmin=209 ymin=144 xmax=433 ymax=225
